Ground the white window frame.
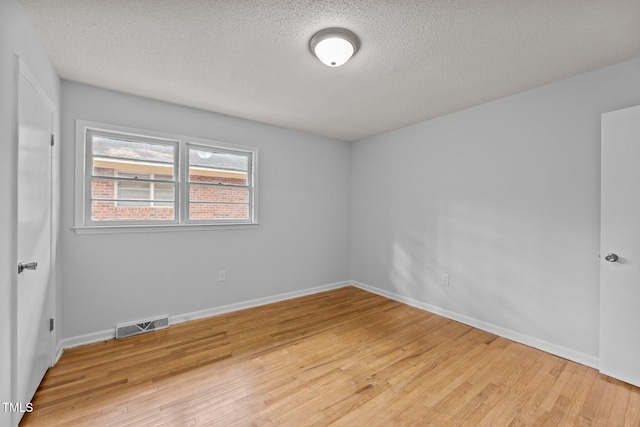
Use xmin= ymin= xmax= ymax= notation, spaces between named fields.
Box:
xmin=74 ymin=120 xmax=259 ymax=234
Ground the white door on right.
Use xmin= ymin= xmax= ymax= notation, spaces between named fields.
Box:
xmin=600 ymin=104 xmax=640 ymax=388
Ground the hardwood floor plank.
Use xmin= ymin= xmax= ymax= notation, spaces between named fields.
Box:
xmin=499 ymin=355 xmax=566 ymax=426
xmin=591 ymin=377 xmax=629 ymax=427
xmin=624 ymin=385 xmax=640 ymax=427
xmin=579 ymin=373 xmax=610 ymax=425
xmin=554 ymin=364 xmax=598 ymax=425
xmin=20 ymin=286 xmax=640 ymax=426
xmin=607 ymin=381 xmax=631 ymax=427
xmin=468 ymin=350 xmax=544 ymax=425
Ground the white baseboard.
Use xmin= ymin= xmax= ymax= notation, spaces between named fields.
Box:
xmin=350 ymin=281 xmax=599 ymax=369
xmin=53 ymin=340 xmax=65 ymax=365
xmin=55 ymin=281 xmax=351 ymax=356
xmin=170 ymin=281 xmax=351 ymax=325
xmin=58 ymin=328 xmax=114 ymax=353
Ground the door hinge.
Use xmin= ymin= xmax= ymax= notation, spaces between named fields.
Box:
xmin=50 ymin=134 xmax=55 ymax=146
xmin=49 ymin=318 xmax=54 ymax=332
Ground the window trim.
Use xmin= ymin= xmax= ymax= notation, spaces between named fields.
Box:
xmin=74 ymin=120 xmax=259 ymax=234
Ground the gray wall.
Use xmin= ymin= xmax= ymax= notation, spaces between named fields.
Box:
xmin=350 ymin=57 xmax=640 ymax=360
xmin=60 ymin=81 xmax=351 ymax=340
xmin=0 ymin=0 xmax=60 ymax=425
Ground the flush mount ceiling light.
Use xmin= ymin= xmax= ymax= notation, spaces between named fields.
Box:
xmin=309 ymin=28 xmax=360 ymax=67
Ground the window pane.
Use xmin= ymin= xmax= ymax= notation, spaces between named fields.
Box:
xmin=91 ymin=178 xmax=116 ymax=201
xmin=110 ymin=173 xmax=176 ymax=207
xmin=151 ymin=174 xmax=174 ymax=207
xmin=154 ymin=182 xmax=175 ymax=206
xmin=189 ymin=147 xmax=248 ymax=186
xmin=91 ymin=178 xmax=175 ymax=221
xmin=189 ymin=184 xmax=249 ymax=203
xmin=189 ymin=148 xmax=248 ymax=170
xmin=92 ymin=135 xmax=175 ymax=163
xmin=92 ymin=135 xmax=175 ymax=179
xmin=117 ymin=173 xmax=150 ymax=207
xmin=189 ymin=203 xmax=249 ymax=220
xmin=91 ymin=201 xmax=175 ymax=221
xmin=187 ymin=147 xmax=251 ymax=222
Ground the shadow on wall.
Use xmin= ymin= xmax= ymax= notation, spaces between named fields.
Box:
xmin=386 ymin=195 xmax=588 ymax=348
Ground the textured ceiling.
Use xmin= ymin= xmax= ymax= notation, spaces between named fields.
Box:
xmin=20 ymin=0 xmax=640 ymax=142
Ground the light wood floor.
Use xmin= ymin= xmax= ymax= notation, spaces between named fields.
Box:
xmin=21 ymin=286 xmax=640 ymax=426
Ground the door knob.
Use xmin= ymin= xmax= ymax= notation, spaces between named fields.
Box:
xmin=18 ymin=261 xmax=38 ymax=274
xmin=604 ymin=253 xmax=619 ymax=263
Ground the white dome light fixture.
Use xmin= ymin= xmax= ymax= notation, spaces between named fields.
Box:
xmin=309 ymin=28 xmax=360 ymax=67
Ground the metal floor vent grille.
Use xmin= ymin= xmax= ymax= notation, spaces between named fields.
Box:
xmin=115 ymin=316 xmax=169 ymax=339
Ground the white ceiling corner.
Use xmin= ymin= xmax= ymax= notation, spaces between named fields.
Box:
xmin=20 ymin=0 xmax=640 ymax=142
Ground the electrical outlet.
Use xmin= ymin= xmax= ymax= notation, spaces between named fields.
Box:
xmin=218 ymin=270 xmax=226 ymax=282
xmin=441 ymin=273 xmax=450 ymax=286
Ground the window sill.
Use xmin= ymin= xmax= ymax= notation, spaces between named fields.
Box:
xmin=73 ymin=222 xmax=259 ymax=235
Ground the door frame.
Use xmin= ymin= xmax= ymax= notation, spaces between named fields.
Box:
xmin=11 ymin=55 xmax=57 ymax=420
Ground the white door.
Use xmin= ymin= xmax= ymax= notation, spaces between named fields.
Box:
xmin=600 ymin=104 xmax=640 ymax=387
xmin=16 ymin=63 xmax=53 ymax=409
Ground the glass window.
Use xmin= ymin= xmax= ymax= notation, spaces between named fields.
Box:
xmin=188 ymin=146 xmax=252 ymax=222
xmin=76 ymin=121 xmax=258 ymax=231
